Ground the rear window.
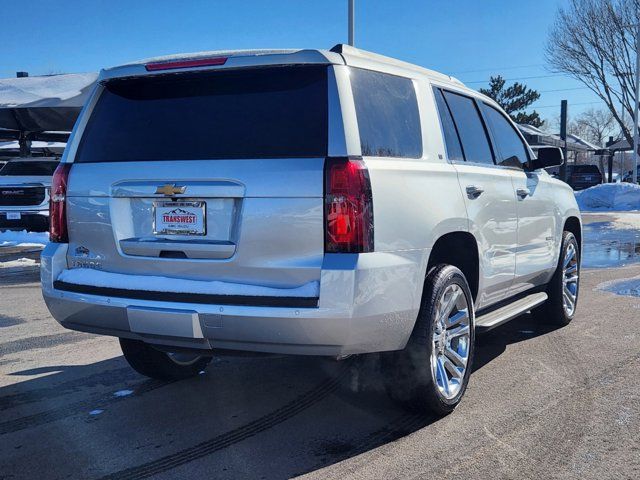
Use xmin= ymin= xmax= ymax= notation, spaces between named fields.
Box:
xmin=442 ymin=91 xmax=494 ymax=165
xmin=0 ymin=161 xmax=58 ymax=176
xmin=350 ymin=68 xmax=422 ymax=158
xmin=433 ymin=89 xmax=464 ymax=162
xmin=571 ymin=165 xmax=601 ymax=174
xmin=75 ymin=66 xmax=328 ymax=162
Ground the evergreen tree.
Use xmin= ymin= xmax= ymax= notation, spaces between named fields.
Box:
xmin=479 ymin=76 xmax=543 ymax=127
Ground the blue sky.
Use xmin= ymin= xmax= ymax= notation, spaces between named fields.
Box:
xmin=3 ymin=0 xmax=601 ymax=122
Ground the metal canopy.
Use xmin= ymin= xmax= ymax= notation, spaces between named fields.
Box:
xmin=517 ymin=124 xmax=599 ymax=153
xmin=0 ymin=72 xmax=97 ymax=132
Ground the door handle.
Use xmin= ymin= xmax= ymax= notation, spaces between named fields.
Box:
xmin=516 ymin=188 xmax=530 ymax=199
xmin=466 ymin=185 xmax=484 ymax=198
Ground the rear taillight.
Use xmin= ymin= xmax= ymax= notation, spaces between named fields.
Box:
xmin=324 ymin=157 xmax=374 ymax=253
xmin=49 ymin=163 xmax=72 ymax=243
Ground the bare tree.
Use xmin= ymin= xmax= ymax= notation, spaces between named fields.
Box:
xmin=546 ymin=0 xmax=640 ymax=147
xmin=573 ymin=108 xmax=617 ymax=146
xmin=541 ymin=108 xmax=615 ymax=144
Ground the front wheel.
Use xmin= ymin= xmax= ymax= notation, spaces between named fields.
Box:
xmin=120 ymin=338 xmax=212 ymax=380
xmin=382 ymin=264 xmax=475 ymax=416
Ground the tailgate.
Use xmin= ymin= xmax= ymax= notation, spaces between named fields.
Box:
xmin=66 ymin=159 xmax=324 ymax=288
xmin=64 ymin=65 xmax=331 ymax=291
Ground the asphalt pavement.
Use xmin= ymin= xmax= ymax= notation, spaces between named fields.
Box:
xmin=0 ymin=214 xmax=639 ymax=480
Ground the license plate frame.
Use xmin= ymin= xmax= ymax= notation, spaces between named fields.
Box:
xmin=153 ymin=200 xmax=206 ymax=236
xmin=6 ymin=212 xmax=21 ymax=220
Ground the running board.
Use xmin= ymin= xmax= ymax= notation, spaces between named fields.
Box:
xmin=475 ymin=292 xmax=548 ymax=332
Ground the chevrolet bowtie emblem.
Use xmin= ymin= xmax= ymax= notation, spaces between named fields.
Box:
xmin=155 ymin=184 xmax=186 ymax=196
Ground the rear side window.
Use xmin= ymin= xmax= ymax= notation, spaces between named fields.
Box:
xmin=350 ymin=69 xmax=422 ymax=158
xmin=433 ymin=89 xmax=464 ymax=162
xmin=75 ymin=66 xmax=328 ymax=162
xmin=0 ymin=161 xmax=59 ymax=176
xmin=482 ymin=104 xmax=528 ymax=168
xmin=442 ymin=91 xmax=494 ymax=165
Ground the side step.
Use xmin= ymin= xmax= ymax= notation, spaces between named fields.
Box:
xmin=475 ymin=292 xmax=548 ymax=332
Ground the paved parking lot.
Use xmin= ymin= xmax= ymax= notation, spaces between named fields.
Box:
xmin=1 ymin=214 xmax=639 ymax=479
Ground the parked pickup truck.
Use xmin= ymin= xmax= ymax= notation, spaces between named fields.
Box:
xmin=0 ymin=157 xmax=59 ymax=231
xmin=41 ymin=45 xmax=581 ymax=415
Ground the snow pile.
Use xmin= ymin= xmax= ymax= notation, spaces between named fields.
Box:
xmin=0 ymin=257 xmax=37 ymax=268
xmin=0 ymin=230 xmax=49 ymax=247
xmin=575 ymin=183 xmax=640 ymax=211
xmin=58 ymin=268 xmax=320 ymax=298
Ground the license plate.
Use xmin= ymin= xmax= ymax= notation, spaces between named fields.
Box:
xmin=6 ymin=212 xmax=21 ymax=220
xmin=153 ymin=201 xmax=206 ymax=236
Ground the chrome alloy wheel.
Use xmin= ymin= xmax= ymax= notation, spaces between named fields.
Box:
xmin=562 ymin=242 xmax=579 ymax=317
xmin=431 ymin=284 xmax=471 ymax=400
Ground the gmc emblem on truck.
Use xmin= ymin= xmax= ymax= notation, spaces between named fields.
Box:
xmin=1 ymin=190 xmax=24 ymax=195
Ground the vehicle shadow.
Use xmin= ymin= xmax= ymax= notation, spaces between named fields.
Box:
xmin=473 ymin=311 xmax=563 ymax=372
xmin=0 ymin=312 xmax=561 ymax=479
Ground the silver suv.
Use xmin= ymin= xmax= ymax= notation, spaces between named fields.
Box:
xmin=41 ymin=45 xmax=581 ymax=415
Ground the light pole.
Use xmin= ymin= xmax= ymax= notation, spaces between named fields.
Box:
xmin=348 ymin=0 xmax=355 ymax=46
xmin=632 ymin=22 xmax=640 ymax=183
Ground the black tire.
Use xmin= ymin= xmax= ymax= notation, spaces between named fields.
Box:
xmin=382 ymin=264 xmax=475 ymax=416
xmin=119 ymin=338 xmax=212 ymax=380
xmin=536 ymin=231 xmax=580 ymax=326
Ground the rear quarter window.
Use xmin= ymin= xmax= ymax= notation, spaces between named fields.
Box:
xmin=350 ymin=68 xmax=422 ymax=158
xmin=75 ymin=66 xmax=328 ymax=162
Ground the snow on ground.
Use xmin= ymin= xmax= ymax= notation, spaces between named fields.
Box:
xmin=0 ymin=230 xmax=49 ymax=247
xmin=575 ymin=183 xmax=640 ymax=211
xmin=58 ymin=268 xmax=320 ymax=298
xmin=0 ymin=257 xmax=37 ymax=269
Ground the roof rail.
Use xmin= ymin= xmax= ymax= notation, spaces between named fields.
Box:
xmin=330 ymin=44 xmax=357 ymax=54
xmin=329 ymin=43 xmax=464 ymax=86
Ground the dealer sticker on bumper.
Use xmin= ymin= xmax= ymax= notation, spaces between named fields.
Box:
xmin=153 ymin=201 xmax=206 ymax=236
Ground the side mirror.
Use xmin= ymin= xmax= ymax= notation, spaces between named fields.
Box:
xmin=528 ymin=146 xmax=564 ymax=171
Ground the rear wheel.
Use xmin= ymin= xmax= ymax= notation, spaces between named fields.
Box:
xmin=382 ymin=265 xmax=475 ymax=415
xmin=536 ymin=231 xmax=580 ymax=326
xmin=120 ymin=338 xmax=212 ymax=380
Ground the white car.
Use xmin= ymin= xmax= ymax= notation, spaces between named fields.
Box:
xmin=0 ymin=157 xmax=58 ymax=231
xmin=41 ymin=45 xmax=581 ymax=415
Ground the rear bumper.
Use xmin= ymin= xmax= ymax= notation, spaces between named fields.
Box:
xmin=41 ymin=243 xmax=428 ymax=356
xmin=0 ymin=209 xmax=49 ymax=231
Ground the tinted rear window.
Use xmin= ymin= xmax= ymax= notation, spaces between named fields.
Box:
xmin=571 ymin=165 xmax=601 ymax=174
xmin=443 ymin=91 xmax=494 ymax=165
xmin=0 ymin=161 xmax=58 ymax=176
xmin=75 ymin=66 xmax=328 ymax=162
xmin=350 ymin=68 xmax=422 ymax=158
xmin=433 ymin=89 xmax=464 ymax=162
